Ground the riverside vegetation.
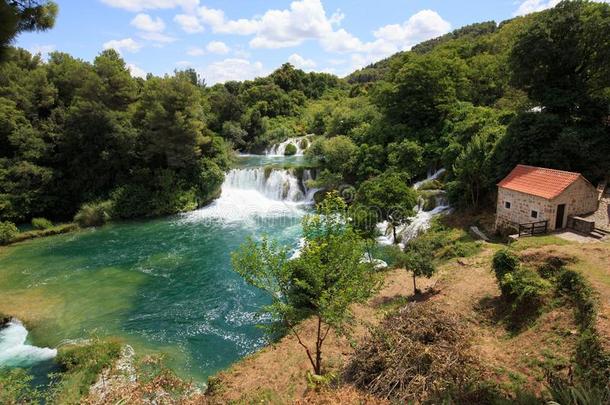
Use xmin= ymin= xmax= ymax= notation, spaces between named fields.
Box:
xmin=1 ymin=0 xmax=610 ymax=404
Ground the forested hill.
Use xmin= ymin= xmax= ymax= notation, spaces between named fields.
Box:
xmin=0 ymin=0 xmax=609 ymax=229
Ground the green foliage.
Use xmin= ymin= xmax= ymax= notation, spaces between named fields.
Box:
xmin=48 ymin=339 xmax=122 ymax=404
xmin=492 ymin=249 xmax=520 ymax=282
xmin=397 ymin=237 xmax=438 ymax=293
xmin=73 ymin=200 xmax=112 ymax=228
xmin=0 ymin=368 xmax=42 ymax=405
xmin=284 ymin=143 xmax=297 ymax=156
xmin=0 ymin=1 xmax=57 ymax=62
xmin=355 ymin=172 xmax=418 ymax=243
xmin=31 ymin=217 xmax=52 ymax=230
xmin=500 ymin=268 xmax=551 ymax=319
xmin=0 ymin=220 xmax=18 ymax=244
xmin=557 ymin=269 xmax=597 ymax=329
xmin=232 ymin=193 xmax=380 ymax=374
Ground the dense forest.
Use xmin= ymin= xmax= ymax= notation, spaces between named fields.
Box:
xmin=0 ymin=0 xmax=608 ymax=227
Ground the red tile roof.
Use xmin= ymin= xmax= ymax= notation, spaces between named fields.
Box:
xmin=498 ymin=165 xmax=583 ymax=200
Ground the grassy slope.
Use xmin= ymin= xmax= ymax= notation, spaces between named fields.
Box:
xmin=201 ymin=228 xmax=610 ymax=403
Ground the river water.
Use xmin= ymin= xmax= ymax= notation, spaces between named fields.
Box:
xmin=0 ymin=155 xmax=314 ymax=382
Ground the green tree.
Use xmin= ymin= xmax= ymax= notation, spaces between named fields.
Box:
xmin=1 ymin=1 xmax=57 ymax=61
xmin=232 ymin=194 xmax=380 ymax=375
xmin=355 ymin=172 xmax=418 ymax=244
xmin=395 ymin=237 xmax=437 ymax=294
xmin=510 ymin=0 xmax=610 ymax=119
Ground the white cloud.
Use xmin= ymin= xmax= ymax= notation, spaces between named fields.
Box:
xmin=206 ymin=40 xmax=230 ymax=54
xmin=131 ymin=13 xmax=165 ymax=32
xmin=514 ymin=0 xmax=561 ymax=16
xmin=288 ymin=53 xmax=316 ymax=69
xmin=514 ymin=0 xmax=609 ymax=16
xmin=373 ymin=10 xmax=451 ymax=50
xmin=249 ymin=0 xmax=335 ymax=49
xmin=100 ymin=0 xmax=199 ymax=12
xmin=174 ymin=14 xmax=204 ymax=33
xmin=103 ymin=38 xmax=142 ymax=53
xmin=200 ymin=58 xmax=267 ymax=84
xmin=29 ymin=44 xmax=56 ymax=59
xmin=198 ymin=6 xmax=260 ymax=35
xmin=187 ymin=46 xmax=205 ymax=56
xmin=138 ymin=31 xmax=176 ymax=44
xmin=127 ymin=63 xmax=147 ymax=78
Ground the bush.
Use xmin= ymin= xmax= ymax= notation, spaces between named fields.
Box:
xmin=557 ymin=269 xmax=597 ymax=329
xmin=73 ymin=201 xmax=113 ymax=228
xmin=31 ymin=217 xmax=53 ymax=230
xmin=299 ymin=138 xmax=309 ymax=149
xmin=284 ymin=143 xmax=298 ymax=156
xmin=492 ymin=249 xmax=520 ymax=283
xmin=501 ymin=268 xmax=551 ymax=319
xmin=0 ymin=368 xmax=42 ymax=404
xmin=0 ymin=221 xmax=19 ymax=245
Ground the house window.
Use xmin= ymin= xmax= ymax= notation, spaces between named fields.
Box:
xmin=505 ymin=201 xmax=511 ymax=209
xmin=531 ymin=210 xmax=538 ymax=219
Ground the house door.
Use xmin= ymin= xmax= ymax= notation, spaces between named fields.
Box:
xmin=555 ymin=204 xmax=566 ymax=229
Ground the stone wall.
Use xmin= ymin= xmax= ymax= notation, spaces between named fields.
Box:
xmin=495 ymin=177 xmax=598 ymax=232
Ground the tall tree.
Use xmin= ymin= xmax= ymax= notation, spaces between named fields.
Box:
xmin=0 ymin=1 xmax=57 ymax=61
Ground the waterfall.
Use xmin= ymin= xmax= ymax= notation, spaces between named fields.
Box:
xmin=223 ymin=168 xmax=313 ymax=202
xmin=0 ymin=319 xmax=57 ymax=367
xmin=183 ymin=166 xmax=315 ymax=223
xmin=378 ymin=169 xmax=451 ymax=247
xmin=413 ymin=168 xmax=446 ymax=190
xmin=265 ymin=136 xmax=311 ymax=157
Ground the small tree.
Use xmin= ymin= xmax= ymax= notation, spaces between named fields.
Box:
xmin=355 ymin=172 xmax=418 ymax=244
xmin=395 ymin=238 xmax=437 ymax=294
xmin=232 ymin=193 xmax=381 ymax=375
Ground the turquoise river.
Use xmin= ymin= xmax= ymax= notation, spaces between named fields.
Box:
xmin=0 ymin=155 xmax=315 ymax=383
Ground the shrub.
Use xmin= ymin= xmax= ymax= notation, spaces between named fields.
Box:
xmin=284 ymin=143 xmax=297 ymax=156
xmin=299 ymin=138 xmax=309 ymax=150
xmin=31 ymin=217 xmax=53 ymax=230
xmin=0 ymin=221 xmax=19 ymax=245
xmin=557 ymin=269 xmax=597 ymax=329
xmin=501 ymin=268 xmax=551 ymax=319
xmin=492 ymin=249 xmax=520 ymax=283
xmin=73 ymin=201 xmax=113 ymax=228
xmin=0 ymin=368 xmax=42 ymax=404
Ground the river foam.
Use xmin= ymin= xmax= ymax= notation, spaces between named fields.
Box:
xmin=0 ymin=320 xmax=57 ymax=367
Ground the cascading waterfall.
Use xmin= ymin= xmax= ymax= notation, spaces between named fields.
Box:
xmin=265 ymin=136 xmax=312 ymax=156
xmin=0 ymin=320 xmax=57 ymax=367
xmin=183 ymin=165 xmax=317 ymax=222
xmin=223 ymin=168 xmax=312 ymax=202
xmin=378 ymin=168 xmax=451 ymax=247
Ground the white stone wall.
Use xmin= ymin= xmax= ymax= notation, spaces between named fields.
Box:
xmin=495 ymin=177 xmax=598 ymax=232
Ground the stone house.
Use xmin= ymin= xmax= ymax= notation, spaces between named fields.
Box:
xmin=495 ymin=165 xmax=598 ymax=233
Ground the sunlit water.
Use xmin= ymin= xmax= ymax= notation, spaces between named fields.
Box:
xmin=0 ymin=156 xmax=313 ymax=382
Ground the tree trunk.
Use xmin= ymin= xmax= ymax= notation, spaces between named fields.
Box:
xmin=412 ymin=273 xmax=418 ymax=295
xmin=315 ymin=316 xmax=322 ymax=375
xmin=392 ymin=225 xmax=397 ymax=245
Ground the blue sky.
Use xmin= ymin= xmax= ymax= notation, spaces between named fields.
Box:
xmin=14 ymin=0 xmax=584 ymax=83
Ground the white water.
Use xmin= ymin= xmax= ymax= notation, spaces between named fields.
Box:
xmin=265 ymin=136 xmax=311 ymax=157
xmin=378 ymin=169 xmax=451 ymax=247
xmin=0 ymin=320 xmax=57 ymax=367
xmin=183 ymin=166 xmax=316 ymax=223
xmin=413 ymin=168 xmax=446 ymax=190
